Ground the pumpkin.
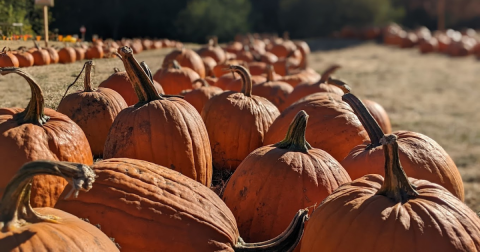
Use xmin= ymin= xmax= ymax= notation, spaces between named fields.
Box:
xmin=182 ymin=78 xmax=223 ymax=114
xmin=205 ymin=76 xmax=217 ymax=86
xmin=301 ymin=134 xmax=480 ymax=251
xmin=56 ymin=158 xmax=308 ymax=252
xmin=362 ymin=99 xmax=391 ymax=134
xmin=0 ymin=160 xmax=119 ymax=251
xmin=74 ymin=46 xmax=86 ymax=61
xmin=0 ymin=67 xmax=93 ymax=208
xmin=272 ymin=57 xmax=300 ymax=76
xmin=214 ymin=71 xmax=240 ymax=90
xmin=99 ymin=67 xmax=164 ymax=106
xmin=225 ymin=73 xmax=266 ymax=92
xmin=153 ymin=60 xmax=201 ymax=95
xmin=248 ymin=61 xmax=268 ymax=76
xmin=293 ymin=40 xmax=310 ymax=69
xmin=280 ymin=65 xmax=346 ymax=111
xmin=202 ymin=65 xmax=280 ymax=171
xmin=130 ymin=40 xmax=143 ymax=54
xmin=223 ymin=110 xmax=351 ymax=243
xmin=197 ymin=37 xmax=227 ymax=64
xmin=202 ymin=56 xmax=217 ymax=77
xmin=0 ymin=47 xmax=19 ymax=67
xmin=85 ymin=45 xmax=104 ymax=59
xmin=104 ymin=46 xmax=212 ymax=186
xmin=224 ymin=41 xmax=243 ymax=53
xmin=57 ymin=61 xmax=128 ymax=157
xmin=259 ymin=51 xmax=278 ymax=64
xmin=280 ymin=67 xmax=320 ymax=87
xmin=212 ymin=59 xmax=245 ymax=77
xmin=46 ymin=47 xmax=59 ymax=64
xmin=58 ymin=47 xmax=77 ymax=64
xmin=13 ymin=47 xmax=34 ymax=67
xmin=30 ymin=43 xmax=51 ymax=66
xmin=269 ymin=40 xmax=297 ymax=59
xmin=264 ymin=92 xmax=368 ymax=161
xmin=252 ymin=65 xmax=293 ymax=108
xmin=163 ymin=48 xmax=206 ymax=78
xmin=142 ymin=39 xmax=152 ymax=50
xmin=419 ymin=37 xmax=438 ymax=53
xmin=340 ymin=93 xmax=464 ymax=200
xmin=235 ymin=46 xmax=254 ymax=62
xmin=399 ymin=32 xmax=418 ymax=48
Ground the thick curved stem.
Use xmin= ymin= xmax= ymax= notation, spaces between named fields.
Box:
xmin=235 ymin=209 xmax=308 ymax=252
xmin=342 ymin=93 xmax=384 ymax=148
xmin=275 ymin=110 xmax=312 ymax=152
xmin=83 ymin=61 xmax=94 ymax=92
xmin=319 ymin=64 xmax=341 ymax=83
xmin=328 ymin=78 xmax=351 ymax=93
xmin=0 ymin=161 xmax=95 ymax=232
xmin=118 ymin=46 xmax=162 ymax=103
xmin=266 ymin=65 xmax=275 ymax=82
xmin=229 ymin=65 xmax=252 ymax=97
xmin=0 ymin=67 xmax=49 ymax=125
xmin=376 ymin=135 xmax=419 ymax=202
xmin=167 ymin=60 xmax=181 ymax=70
xmin=193 ymin=78 xmax=209 ymax=87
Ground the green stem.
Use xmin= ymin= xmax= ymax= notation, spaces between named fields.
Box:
xmin=229 ymin=65 xmax=252 ymax=97
xmin=83 ymin=61 xmax=94 ymax=92
xmin=376 ymin=134 xmax=419 ymax=202
xmin=274 ymin=110 xmax=312 ymax=152
xmin=0 ymin=67 xmax=49 ymax=125
xmin=0 ymin=161 xmax=95 ymax=232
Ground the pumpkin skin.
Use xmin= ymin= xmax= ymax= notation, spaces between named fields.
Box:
xmin=85 ymin=45 xmax=104 ymax=59
xmin=99 ymin=68 xmax=164 ymax=106
xmin=153 ymin=60 xmax=201 ymax=95
xmin=225 ymin=74 xmax=266 ymax=92
xmin=45 ymin=47 xmax=59 ymax=64
xmin=214 ymin=72 xmax=240 ymax=90
xmin=264 ymin=92 xmax=368 ymax=162
xmin=259 ymin=51 xmax=279 ymax=64
xmin=213 ymin=60 xmax=245 ymax=78
xmin=223 ymin=110 xmax=351 ymax=243
xmin=280 ymin=68 xmax=321 ymax=87
xmin=197 ymin=37 xmax=227 ymax=64
xmin=57 ymin=61 xmax=128 ymax=157
xmin=30 ymin=43 xmax=51 ymax=66
xmin=202 ymin=65 xmax=280 ymax=171
xmin=202 ymin=56 xmax=217 ymax=77
xmin=362 ymin=99 xmax=392 ymax=134
xmin=104 ymin=47 xmax=212 ymax=186
xmin=340 ymin=93 xmax=464 ymax=200
xmin=58 ymin=47 xmax=77 ymax=64
xmin=74 ymin=47 xmax=86 ymax=61
xmin=0 ymin=68 xmax=93 ymax=208
xmin=0 ymin=161 xmax=119 ymax=252
xmin=13 ymin=49 xmax=34 ymax=67
xmin=183 ymin=79 xmax=223 ymax=114
xmin=163 ymin=48 xmax=205 ymax=78
xmin=0 ymin=47 xmax=19 ymax=67
xmin=301 ymin=134 xmax=480 ymax=252
xmin=252 ymin=65 xmax=293 ymax=108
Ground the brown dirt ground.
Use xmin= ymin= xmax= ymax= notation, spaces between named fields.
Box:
xmin=1 ymin=39 xmax=479 ymax=213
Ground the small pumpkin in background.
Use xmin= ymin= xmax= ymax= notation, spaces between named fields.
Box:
xmin=0 ymin=47 xmax=19 ymax=67
xmin=163 ymin=48 xmax=205 ymax=78
xmin=197 ymin=36 xmax=226 ymax=64
xmin=235 ymin=46 xmax=255 ymax=62
xmin=182 ymin=78 xmax=223 ymax=114
xmin=153 ymin=60 xmax=201 ymax=94
xmin=214 ymin=71 xmax=240 ymax=90
xmin=258 ymin=51 xmax=279 ymax=64
xmin=99 ymin=67 xmax=164 ymax=106
xmin=0 ymin=160 xmax=119 ymax=252
xmin=419 ymin=37 xmax=439 ymax=53
xmin=212 ymin=59 xmax=245 ymax=77
xmin=30 ymin=43 xmax=51 ymax=66
xmin=85 ymin=45 xmax=104 ymax=59
xmin=205 ymin=76 xmax=217 ymax=86
xmin=301 ymin=134 xmax=480 ymax=251
xmin=73 ymin=46 xmax=86 ymax=61
xmin=340 ymin=93 xmax=464 ymax=200
xmin=248 ymin=61 xmax=268 ymax=76
xmin=14 ymin=47 xmax=34 ymax=67
xmin=225 ymin=72 xmax=266 ymax=92
xmin=58 ymin=46 xmax=77 ymax=64
xmin=280 ymin=66 xmax=320 ymax=87
xmin=46 ymin=47 xmax=59 ymax=64
xmin=202 ymin=65 xmax=280 ymax=171
xmin=0 ymin=67 xmax=93 ymax=208
xmin=202 ymin=56 xmax=217 ymax=77
xmin=252 ymin=65 xmax=293 ymax=108
xmin=223 ymin=110 xmax=351 ymax=244
xmin=57 ymin=61 xmax=128 ymax=157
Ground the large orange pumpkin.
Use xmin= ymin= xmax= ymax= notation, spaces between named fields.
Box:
xmin=58 ymin=47 xmax=77 ymax=64
xmin=223 ymin=110 xmax=351 ymax=243
xmin=56 ymin=158 xmax=308 ymax=252
xmin=57 ymin=61 xmax=128 ymax=157
xmin=99 ymin=67 xmax=164 ymax=106
xmin=301 ymin=134 xmax=480 ymax=251
xmin=264 ymin=92 xmax=368 ymax=161
xmin=13 ymin=48 xmax=34 ymax=67
xmin=197 ymin=37 xmax=227 ymax=64
xmin=104 ymin=47 xmax=212 ymax=186
xmin=163 ymin=48 xmax=206 ymax=78
xmin=202 ymin=65 xmax=280 ymax=171
xmin=340 ymin=93 xmax=464 ymax=200
xmin=153 ymin=60 xmax=200 ymax=95
xmin=0 ymin=47 xmax=19 ymax=67
xmin=252 ymin=65 xmax=293 ymax=108
xmin=0 ymin=67 xmax=93 ymax=208
xmin=182 ymin=78 xmax=223 ymax=114
xmin=0 ymin=160 xmax=119 ymax=251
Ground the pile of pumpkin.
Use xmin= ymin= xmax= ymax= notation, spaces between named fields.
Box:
xmin=0 ymin=38 xmax=181 ymax=68
xmin=1 ymin=33 xmax=479 ymax=252
xmin=337 ymin=23 xmax=480 ymax=58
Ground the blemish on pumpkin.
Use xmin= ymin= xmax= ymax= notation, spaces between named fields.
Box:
xmin=170 ymin=164 xmax=176 ymax=170
xmin=239 ymin=186 xmax=248 ymax=198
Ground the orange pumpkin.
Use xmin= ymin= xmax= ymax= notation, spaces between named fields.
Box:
xmin=57 ymin=61 xmax=128 ymax=157
xmin=182 ymin=79 xmax=223 ymax=114
xmin=280 ymin=67 xmax=320 ymax=87
xmin=212 ymin=59 xmax=245 ymax=77
xmin=202 ymin=65 xmax=280 ymax=171
xmin=13 ymin=48 xmax=34 ymax=67
xmin=153 ymin=60 xmax=200 ymax=94
xmin=163 ymin=48 xmax=205 ymax=78
xmin=0 ymin=47 xmax=19 ymax=67
xmin=340 ymin=93 xmax=464 ymax=200
xmin=58 ymin=47 xmax=77 ymax=64
xmin=252 ymin=65 xmax=293 ymax=108
xmin=293 ymin=40 xmax=310 ymax=69
xmin=85 ymin=45 xmax=104 ymax=59
xmin=45 ymin=47 xmax=59 ymax=64
xmin=248 ymin=61 xmax=268 ymax=76
xmin=225 ymin=73 xmax=266 ymax=92
xmin=301 ymin=134 xmax=480 ymax=251
xmin=223 ymin=41 xmax=243 ymax=53
xmin=259 ymin=51 xmax=278 ymax=64
xmin=419 ymin=37 xmax=439 ymax=53
xmin=197 ymin=37 xmax=227 ymax=64
xmin=74 ymin=46 xmax=86 ymax=61
xmin=214 ymin=71 xmax=240 ymax=90
xmin=0 ymin=160 xmax=119 ymax=251
xmin=104 ymin=47 xmax=212 ymax=186
xmin=0 ymin=68 xmax=93 ymax=208
xmin=99 ymin=67 xmax=164 ymax=106
xmin=264 ymin=92 xmax=368 ymax=161
xmin=362 ymin=98 xmax=392 ymax=134
xmin=205 ymin=76 xmax=217 ymax=86
xmin=223 ymin=110 xmax=351 ymax=243
xmin=202 ymin=56 xmax=217 ymax=77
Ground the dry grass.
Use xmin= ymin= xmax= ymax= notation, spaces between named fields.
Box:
xmin=1 ymin=39 xmax=479 ymax=212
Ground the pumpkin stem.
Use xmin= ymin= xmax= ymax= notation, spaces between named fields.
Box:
xmin=376 ymin=134 xmax=419 ymax=202
xmin=328 ymin=78 xmax=351 ymax=93
xmin=113 ymin=67 xmax=121 ymax=73
xmin=83 ymin=61 xmax=95 ymax=92
xmin=234 ymin=209 xmax=309 ymax=252
xmin=229 ymin=65 xmax=252 ymax=97
xmin=167 ymin=60 xmax=181 ymax=70
xmin=319 ymin=64 xmax=341 ymax=84
xmin=117 ymin=46 xmax=162 ymax=103
xmin=193 ymin=78 xmax=209 ymax=87
xmin=342 ymin=93 xmax=384 ymax=148
xmin=212 ymin=36 xmax=219 ymax=47
xmin=1 ymin=47 xmax=6 ymax=53
xmin=140 ymin=61 xmax=154 ymax=83
xmin=266 ymin=65 xmax=275 ymax=82
xmin=33 ymin=41 xmax=41 ymax=50
xmin=0 ymin=161 xmax=95 ymax=232
xmin=275 ymin=110 xmax=312 ymax=152
xmin=283 ymin=31 xmax=290 ymax=41
xmin=0 ymin=67 xmax=49 ymax=125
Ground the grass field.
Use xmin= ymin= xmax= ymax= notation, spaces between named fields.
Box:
xmin=1 ymin=39 xmax=479 ymax=212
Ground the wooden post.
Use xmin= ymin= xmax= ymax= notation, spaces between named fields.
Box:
xmin=43 ymin=5 xmax=49 ymax=47
xmin=438 ymin=0 xmax=446 ymax=31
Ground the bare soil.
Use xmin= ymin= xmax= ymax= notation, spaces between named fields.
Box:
xmin=1 ymin=39 xmax=479 ymax=212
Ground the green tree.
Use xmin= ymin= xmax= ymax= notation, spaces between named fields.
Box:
xmin=176 ymin=0 xmax=251 ymax=42
xmin=0 ymin=0 xmax=51 ymax=36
